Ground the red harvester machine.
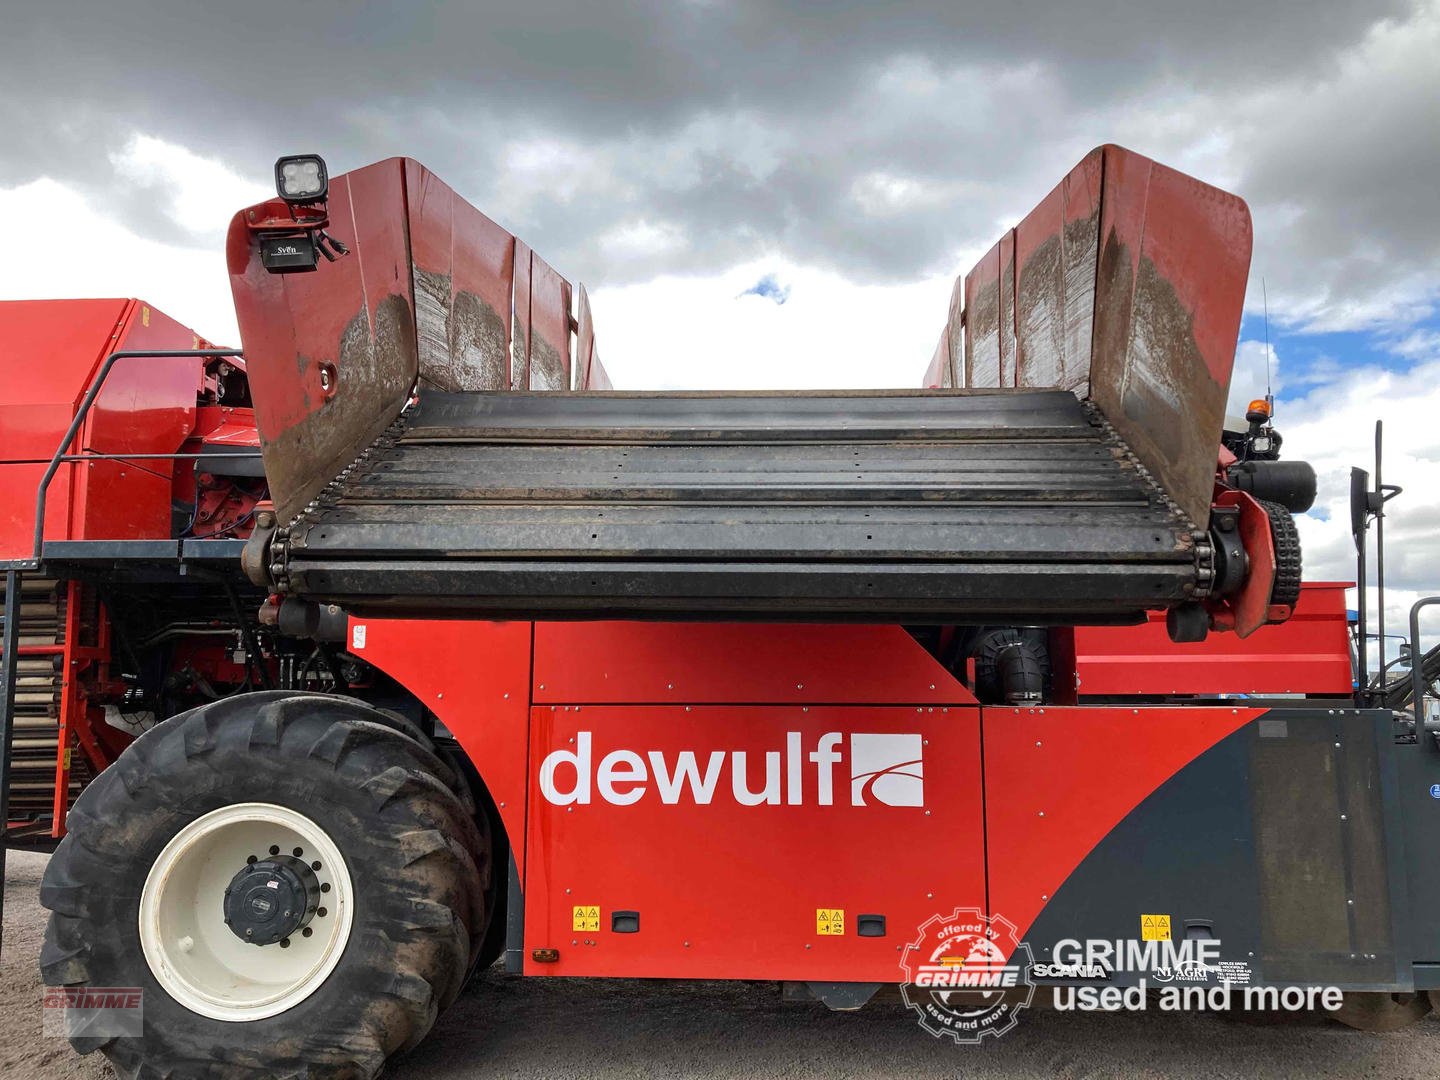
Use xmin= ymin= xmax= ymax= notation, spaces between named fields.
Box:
xmin=0 ymin=145 xmax=1435 ymax=1079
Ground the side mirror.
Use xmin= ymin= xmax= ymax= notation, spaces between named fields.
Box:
xmin=1350 ymin=467 xmax=1370 ymax=547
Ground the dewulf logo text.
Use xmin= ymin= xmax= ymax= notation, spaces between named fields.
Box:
xmin=540 ymin=732 xmax=924 ymax=807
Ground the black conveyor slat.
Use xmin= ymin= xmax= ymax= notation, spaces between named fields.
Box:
xmin=276 ymin=389 xmax=1199 ymax=624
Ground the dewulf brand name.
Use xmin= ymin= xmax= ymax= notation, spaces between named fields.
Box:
xmin=539 ymin=731 xmax=925 ymax=808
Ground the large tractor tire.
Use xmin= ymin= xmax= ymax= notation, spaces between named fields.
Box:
xmin=1329 ymin=991 xmax=1433 ymax=1032
xmin=39 ymin=691 xmax=487 ymax=1079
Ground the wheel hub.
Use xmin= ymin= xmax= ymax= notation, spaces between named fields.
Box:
xmin=224 ymin=854 xmax=320 ymax=946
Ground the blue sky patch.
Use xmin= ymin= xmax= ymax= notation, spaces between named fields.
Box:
xmin=739 ymin=274 xmax=791 ymax=305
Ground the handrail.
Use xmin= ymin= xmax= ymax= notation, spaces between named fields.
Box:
xmin=1409 ymin=596 xmax=1440 ymax=734
xmin=28 ymin=349 xmax=244 ymax=563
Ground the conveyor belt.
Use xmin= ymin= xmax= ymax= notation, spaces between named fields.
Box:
xmin=269 ymin=389 xmax=1208 ymax=623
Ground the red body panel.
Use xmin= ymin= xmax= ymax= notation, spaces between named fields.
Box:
xmin=353 ymin=618 xmax=1292 ymax=980
xmin=344 ymin=618 xmax=534 ymax=874
xmin=532 ymin=623 xmax=976 ymax=706
xmin=523 ymin=703 xmax=981 ymax=978
xmin=1074 ymin=583 xmax=1353 ymax=697
xmin=0 ymin=298 xmax=214 ymax=559
xmin=983 ymin=704 xmax=1264 ymax=943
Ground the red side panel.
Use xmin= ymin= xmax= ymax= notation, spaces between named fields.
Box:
xmin=77 ymin=302 xmax=208 ymax=541
xmin=984 ymin=705 xmax=1263 ymax=942
xmin=343 ymin=617 xmax=534 ymax=874
xmin=941 ymin=145 xmax=1252 ymax=527
xmin=532 ymin=623 xmax=977 ymax=705
xmin=228 ymin=160 xmax=416 ymax=524
xmin=523 ymin=703 xmax=983 ymax=978
xmin=510 ymin=240 xmax=533 ymax=390
xmin=1074 ymin=582 xmax=1353 ymax=696
xmin=405 ymin=160 xmax=517 ymax=393
xmin=527 ymin=253 xmax=571 ymax=391
xmin=0 ymin=298 xmax=211 ymax=557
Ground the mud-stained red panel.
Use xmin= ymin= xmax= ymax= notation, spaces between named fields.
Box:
xmin=404 ymin=160 xmax=516 ymax=393
xmin=228 ymin=159 xmax=417 ymax=524
xmin=511 ymin=240 xmax=533 ymax=391
xmin=527 ymin=253 xmax=572 ymax=391
xmin=573 ymin=287 xmax=614 ymax=389
xmin=586 ymin=347 xmax=614 ymax=390
xmin=935 ymin=145 xmax=1250 ymax=527
xmin=230 ymin=156 xmax=604 ymax=522
xmin=1059 ymin=152 xmax=1103 ymax=394
xmin=998 ymin=231 xmax=1017 ymax=387
xmin=1091 ymin=145 xmax=1252 ymax=525
xmin=1011 ymin=147 xmax=1103 ymax=396
xmin=922 ymin=328 xmax=949 ymax=389
xmin=944 ymin=277 xmax=965 ymax=388
xmin=963 ymin=241 xmax=1002 ymax=388
xmin=574 ymin=284 xmax=595 ymax=391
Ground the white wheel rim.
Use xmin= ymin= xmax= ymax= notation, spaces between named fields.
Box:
xmin=139 ymin=802 xmax=355 ymax=1021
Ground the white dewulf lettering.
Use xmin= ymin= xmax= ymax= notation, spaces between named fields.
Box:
xmin=538 ymin=731 xmax=925 ymax=807
xmin=596 ymin=749 xmax=647 ymax=805
xmin=648 ymin=750 xmax=725 ymax=804
xmin=808 ymin=733 xmax=843 ymax=806
xmin=732 ymin=750 xmax=782 ymax=805
xmin=539 ymin=731 xmax=591 ymax=805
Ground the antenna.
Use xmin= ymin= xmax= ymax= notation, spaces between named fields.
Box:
xmin=1262 ymin=278 xmax=1273 ymax=416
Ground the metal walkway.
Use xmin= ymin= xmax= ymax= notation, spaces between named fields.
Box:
xmin=267 ymin=389 xmax=1205 ymax=624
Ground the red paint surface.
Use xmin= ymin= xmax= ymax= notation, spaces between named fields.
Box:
xmin=1074 ymin=582 xmax=1352 ymax=697
xmin=524 ymin=703 xmax=982 ymax=978
xmin=281 ymin=615 xmax=1280 ymax=979
xmin=984 ymin=704 xmax=1264 ymax=943
xmin=534 ymin=623 xmax=976 ymax=705
xmin=0 ymin=298 xmax=215 ymax=558
xmin=345 ymin=618 xmax=535 ymax=875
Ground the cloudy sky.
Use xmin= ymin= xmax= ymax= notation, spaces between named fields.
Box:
xmin=3 ymin=1 xmax=1438 ymax=644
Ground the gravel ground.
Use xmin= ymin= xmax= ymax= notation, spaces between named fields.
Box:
xmin=6 ymin=847 xmax=1439 ymax=1079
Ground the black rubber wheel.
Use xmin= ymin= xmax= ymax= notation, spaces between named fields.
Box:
xmin=1261 ymin=499 xmax=1303 ymax=609
xmin=1329 ymin=991 xmax=1432 ymax=1032
xmin=39 ymin=691 xmax=487 ymax=1079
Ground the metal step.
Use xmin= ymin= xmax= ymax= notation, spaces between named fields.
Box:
xmin=272 ymin=389 xmax=1203 ymax=624
xmin=0 ymin=578 xmax=69 ymax=819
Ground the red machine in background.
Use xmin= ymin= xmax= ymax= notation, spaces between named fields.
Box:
xmin=4 ymin=146 xmax=1437 ymax=1080
xmin=0 ymin=299 xmax=262 ymax=835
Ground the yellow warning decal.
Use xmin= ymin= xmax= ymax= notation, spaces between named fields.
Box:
xmin=572 ymin=905 xmax=600 ymax=932
xmin=816 ymin=908 xmax=845 ymax=936
xmin=141 ymin=305 xmax=150 ymax=327
xmin=63 ymin=746 xmax=72 ymax=769
xmin=1141 ymin=914 xmax=1171 ymax=941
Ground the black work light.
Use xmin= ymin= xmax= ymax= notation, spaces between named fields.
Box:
xmin=274 ymin=154 xmax=329 ymax=204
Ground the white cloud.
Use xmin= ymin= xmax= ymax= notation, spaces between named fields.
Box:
xmin=590 ymin=261 xmax=954 ymax=390
xmin=109 ymin=134 xmax=267 ymax=240
xmin=0 ymin=177 xmax=241 ymax=343
xmin=1279 ymin=353 xmax=1440 ymax=645
xmin=1226 ymin=339 xmax=1278 ymax=421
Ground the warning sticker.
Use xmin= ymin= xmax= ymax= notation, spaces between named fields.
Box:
xmin=351 ymin=624 xmax=367 ymax=650
xmin=572 ymin=905 xmax=600 ymax=932
xmin=1141 ymin=914 xmax=1172 ymax=941
xmin=816 ymin=908 xmax=845 ymax=936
